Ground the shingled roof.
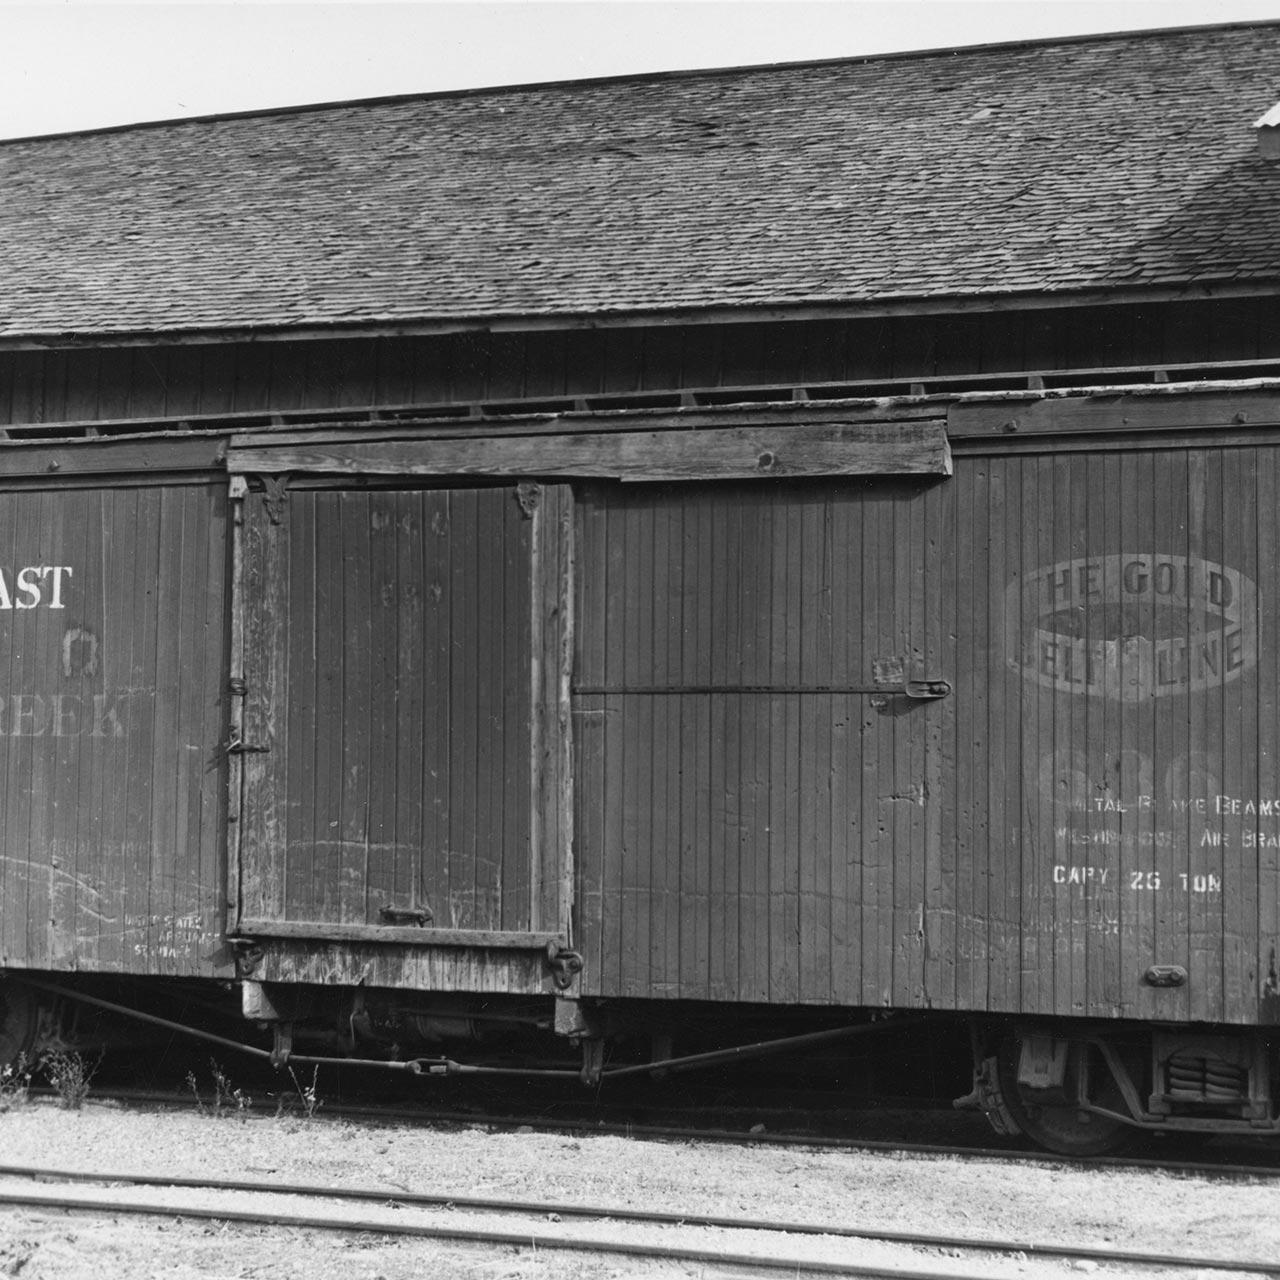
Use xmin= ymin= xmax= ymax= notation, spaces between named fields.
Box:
xmin=4 ymin=21 xmax=1280 ymax=341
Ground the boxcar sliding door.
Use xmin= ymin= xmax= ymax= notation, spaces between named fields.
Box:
xmin=227 ymin=478 xmax=572 ymax=950
xmin=224 ymin=409 xmax=950 ymax=991
xmin=573 ymin=474 xmax=953 ymax=1008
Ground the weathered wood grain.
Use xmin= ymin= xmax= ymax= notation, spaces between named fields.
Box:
xmin=234 ymin=918 xmax=561 ymax=948
xmin=239 ymin=485 xmax=290 ymax=924
xmin=226 ymin=421 xmax=951 ymax=481
xmin=574 ymin=480 xmax=949 ymax=1004
xmin=529 ymin=484 xmax=575 ymax=936
xmin=0 ymin=438 xmax=225 ymax=478
xmin=232 ymin=480 xmax=570 ymax=985
xmin=0 ymin=481 xmax=229 ymax=977
xmin=950 ymin=391 xmax=1280 ymax=439
xmin=6 ymin=300 xmax=1280 ymax=434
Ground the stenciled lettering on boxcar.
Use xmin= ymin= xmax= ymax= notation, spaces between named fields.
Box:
xmin=0 ymin=565 xmax=74 ymax=611
xmin=1007 ymin=554 xmax=1258 ymax=700
xmin=1004 ymin=550 xmax=1264 ymax=920
xmin=0 ymin=691 xmax=125 ymax=738
xmin=0 ymin=565 xmax=129 ymax=738
xmin=0 ymin=483 xmax=231 ymax=979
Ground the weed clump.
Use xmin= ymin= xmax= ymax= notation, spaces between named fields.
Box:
xmin=0 ymin=1054 xmax=31 ymax=1111
xmin=287 ymin=1065 xmax=322 ymax=1120
xmin=41 ymin=1050 xmax=97 ymax=1110
xmin=188 ymin=1060 xmax=252 ymax=1120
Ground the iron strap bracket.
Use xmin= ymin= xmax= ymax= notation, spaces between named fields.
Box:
xmin=225 ymin=729 xmax=270 ymax=755
xmin=546 ymin=942 xmax=584 ymax=990
xmin=572 ymin=658 xmax=951 ymax=702
xmin=571 ymin=682 xmax=951 ymax=697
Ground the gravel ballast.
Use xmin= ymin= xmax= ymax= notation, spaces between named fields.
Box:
xmin=0 ymin=1097 xmax=1276 ymax=1279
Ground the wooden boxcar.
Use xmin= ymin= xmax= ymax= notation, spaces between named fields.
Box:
xmin=4 ymin=20 xmax=1280 ymax=1152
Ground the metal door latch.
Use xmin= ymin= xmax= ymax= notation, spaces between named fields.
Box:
xmin=225 ymin=730 xmax=270 ymax=755
xmin=872 ymin=656 xmax=951 ymax=702
xmin=901 ymin=679 xmax=952 ymax=699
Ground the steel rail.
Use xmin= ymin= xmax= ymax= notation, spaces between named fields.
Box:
xmin=0 ymin=1162 xmax=1274 ymax=1275
xmin=0 ymin=1183 xmax=1036 ymax=1280
xmin=29 ymin=1084 xmax=1280 ymax=1180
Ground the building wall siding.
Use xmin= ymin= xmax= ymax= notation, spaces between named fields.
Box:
xmin=1 ymin=299 xmax=1277 ymax=427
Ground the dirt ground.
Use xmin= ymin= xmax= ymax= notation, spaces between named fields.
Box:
xmin=0 ymin=1091 xmax=1276 ymax=1280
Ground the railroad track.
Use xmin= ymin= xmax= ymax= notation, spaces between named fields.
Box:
xmin=0 ymin=1162 xmax=1275 ymax=1278
xmin=47 ymin=1083 xmax=1280 ymax=1181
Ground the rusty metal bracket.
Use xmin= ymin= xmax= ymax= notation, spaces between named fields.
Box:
xmin=270 ymin=1022 xmax=294 ymax=1069
xmin=233 ymin=940 xmax=265 ymax=979
xmin=261 ymin=475 xmax=290 ymax=525
xmin=225 ymin=728 xmax=270 ymax=755
xmin=872 ymin=655 xmax=951 ymax=700
xmin=379 ymin=905 xmax=433 ymax=927
xmin=580 ymin=1037 xmax=605 ymax=1087
xmin=901 ymin=678 xmax=952 ymax=699
xmin=516 ymin=482 xmax=541 ymax=517
xmin=870 ymin=656 xmax=951 ymax=712
xmin=546 ymin=941 xmax=584 ymax=990
xmin=1144 ymin=964 xmax=1188 ymax=988
xmin=953 ymin=1054 xmax=1020 ymax=1136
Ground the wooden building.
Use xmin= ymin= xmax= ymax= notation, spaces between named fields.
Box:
xmin=3 ymin=20 xmax=1280 ymax=1148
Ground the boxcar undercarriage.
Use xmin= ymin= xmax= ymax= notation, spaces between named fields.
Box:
xmin=3 ymin=970 xmax=1279 ymax=1155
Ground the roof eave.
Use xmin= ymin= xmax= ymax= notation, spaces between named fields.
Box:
xmin=4 ymin=279 xmax=1280 ymax=351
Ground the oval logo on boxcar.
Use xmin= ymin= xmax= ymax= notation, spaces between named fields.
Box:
xmin=1006 ymin=554 xmax=1258 ymax=700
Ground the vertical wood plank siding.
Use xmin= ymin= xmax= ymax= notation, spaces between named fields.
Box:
xmin=1 ymin=299 xmax=1277 ymax=427
xmin=575 ymin=441 xmax=1275 ymax=1025
xmin=0 ymin=483 xmax=230 ymax=975
xmin=236 ymin=483 xmax=570 ymax=946
xmin=3 ymin=388 xmax=1275 ymax=1031
xmin=945 ymin=445 xmax=1271 ymax=1024
xmin=573 ymin=479 xmax=947 ymax=1005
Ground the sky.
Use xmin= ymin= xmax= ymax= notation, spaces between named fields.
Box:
xmin=3 ymin=0 xmax=1279 ymax=141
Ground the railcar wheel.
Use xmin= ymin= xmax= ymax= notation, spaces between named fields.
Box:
xmin=0 ymin=981 xmax=38 ymax=1069
xmin=996 ymin=1036 xmax=1131 ymax=1156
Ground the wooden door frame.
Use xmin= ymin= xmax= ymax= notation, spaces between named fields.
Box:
xmin=224 ymin=472 xmax=575 ymax=951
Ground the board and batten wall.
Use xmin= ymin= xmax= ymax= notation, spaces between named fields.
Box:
xmin=2 ymin=298 xmax=1278 ymax=428
xmin=573 ymin=431 xmax=1280 ymax=1026
xmin=0 ymin=478 xmax=232 ymax=977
